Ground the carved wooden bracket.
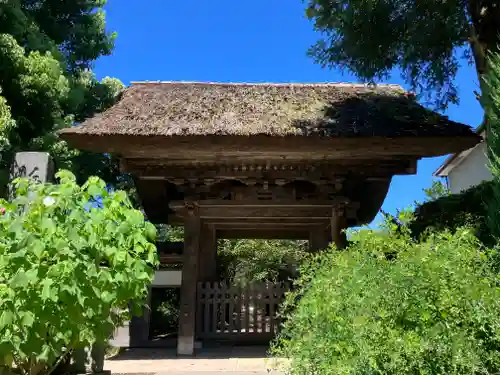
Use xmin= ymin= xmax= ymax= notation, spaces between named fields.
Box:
xmin=332 ymin=200 xmax=359 ymax=220
xmin=170 ymin=200 xmax=199 ymax=218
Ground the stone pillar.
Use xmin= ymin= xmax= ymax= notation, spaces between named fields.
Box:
xmin=177 ymin=203 xmax=201 ymax=356
xmin=308 ymin=226 xmax=331 ymax=252
xmin=331 ymin=209 xmax=348 ymax=249
xmin=9 ymin=152 xmax=54 ymax=197
xmin=198 ymin=223 xmax=217 ymax=282
xmin=9 ymin=152 xmax=54 ymax=182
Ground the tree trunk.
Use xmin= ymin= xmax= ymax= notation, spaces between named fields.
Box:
xmin=467 ymin=0 xmax=500 ymax=80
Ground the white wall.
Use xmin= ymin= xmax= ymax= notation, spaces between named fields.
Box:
xmin=152 ymin=270 xmax=182 ymax=286
xmin=447 ymin=142 xmax=493 ymax=194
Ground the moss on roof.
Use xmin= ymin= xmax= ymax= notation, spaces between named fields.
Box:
xmin=59 ymin=81 xmax=474 ymax=137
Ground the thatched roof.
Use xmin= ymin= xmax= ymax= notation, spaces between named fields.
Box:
xmin=59 ymin=81 xmax=474 ymax=138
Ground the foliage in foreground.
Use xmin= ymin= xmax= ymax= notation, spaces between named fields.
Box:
xmin=0 ymin=171 xmax=158 ymax=375
xmin=272 ymin=228 xmax=500 ymax=375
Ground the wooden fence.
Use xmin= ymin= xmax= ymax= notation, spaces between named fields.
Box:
xmin=196 ymin=281 xmax=290 ymax=343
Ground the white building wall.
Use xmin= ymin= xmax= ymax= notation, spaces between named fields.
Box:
xmin=447 ymin=142 xmax=493 ymax=194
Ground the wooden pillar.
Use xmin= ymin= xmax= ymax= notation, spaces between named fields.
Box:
xmin=198 ymin=223 xmax=217 ymax=282
xmin=177 ymin=203 xmax=200 ymax=356
xmin=308 ymin=226 xmax=331 ymax=252
xmin=331 ymin=209 xmax=348 ymax=249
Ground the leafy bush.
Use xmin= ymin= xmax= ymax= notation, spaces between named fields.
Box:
xmin=0 ymin=171 xmax=158 ymax=375
xmin=272 ymin=227 xmax=500 ymax=375
xmin=410 ymin=180 xmax=494 ymax=246
xmin=218 ymin=239 xmax=307 ymax=285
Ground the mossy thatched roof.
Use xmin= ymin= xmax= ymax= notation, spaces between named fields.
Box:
xmin=59 ymin=81 xmax=475 ymax=138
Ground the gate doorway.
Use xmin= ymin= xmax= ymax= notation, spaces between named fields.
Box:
xmin=196 ymin=281 xmax=290 ymax=345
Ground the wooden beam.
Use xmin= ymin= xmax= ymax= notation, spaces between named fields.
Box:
xmin=171 ymin=199 xmax=350 ymax=208
xmin=159 ymin=253 xmax=183 ymax=265
xmin=127 ymin=159 xmax=418 ymax=179
xmin=169 ymin=216 xmax=331 ymax=226
xmin=62 ymin=134 xmax=480 ymax=161
xmin=217 ymin=228 xmax=310 ymax=240
xmin=212 ymin=221 xmax=326 ymax=228
xmin=177 ymin=204 xmax=200 ymax=356
xmin=170 ymin=200 xmax=352 ymax=220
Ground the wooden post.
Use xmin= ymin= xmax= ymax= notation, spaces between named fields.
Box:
xmin=331 ymin=208 xmax=348 ymax=249
xmin=308 ymin=226 xmax=330 ymax=252
xmin=177 ymin=203 xmax=201 ymax=356
xmin=198 ymin=223 xmax=217 ymax=282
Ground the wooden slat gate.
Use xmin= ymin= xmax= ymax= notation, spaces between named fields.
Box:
xmin=196 ymin=281 xmax=290 ymax=344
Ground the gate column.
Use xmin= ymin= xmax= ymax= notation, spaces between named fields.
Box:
xmin=308 ymin=226 xmax=331 ymax=252
xmin=177 ymin=202 xmax=201 ymax=355
xmin=331 ymin=207 xmax=348 ymax=249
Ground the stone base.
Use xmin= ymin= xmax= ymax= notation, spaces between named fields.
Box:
xmin=177 ymin=336 xmax=194 ymax=356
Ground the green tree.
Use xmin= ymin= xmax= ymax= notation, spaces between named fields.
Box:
xmin=305 ymin=0 xmax=499 ymax=109
xmin=0 ymin=1 xmax=123 ymax=193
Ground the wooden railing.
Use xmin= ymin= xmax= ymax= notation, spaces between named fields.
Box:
xmin=196 ymin=281 xmax=290 ymax=343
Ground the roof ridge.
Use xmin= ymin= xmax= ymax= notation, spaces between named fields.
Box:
xmin=129 ymin=80 xmax=404 ymax=89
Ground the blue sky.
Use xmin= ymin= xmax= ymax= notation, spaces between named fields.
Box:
xmin=94 ymin=0 xmax=484 ymax=226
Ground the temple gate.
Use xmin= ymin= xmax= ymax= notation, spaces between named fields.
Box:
xmin=60 ymin=81 xmax=480 ymax=355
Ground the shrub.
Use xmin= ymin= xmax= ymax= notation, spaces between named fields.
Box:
xmin=410 ymin=180 xmax=494 ymax=246
xmin=271 ymin=228 xmax=500 ymax=375
xmin=0 ymin=171 xmax=158 ymax=375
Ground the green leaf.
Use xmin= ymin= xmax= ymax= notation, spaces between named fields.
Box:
xmin=41 ymin=217 xmax=56 ymax=233
xmin=0 ymin=311 xmax=13 ymax=330
xmin=128 ymin=210 xmax=144 ymax=226
xmin=36 ymin=344 xmax=51 ymax=362
xmin=10 ymin=271 xmax=29 ymax=288
xmin=41 ymin=279 xmax=54 ymax=301
xmin=87 ymin=184 xmax=102 ymax=198
xmin=100 ymin=291 xmax=115 ymax=304
xmin=20 ymin=311 xmax=35 ymax=327
xmin=144 ymin=222 xmax=157 ymax=242
xmin=25 ymin=268 xmax=38 ymax=283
